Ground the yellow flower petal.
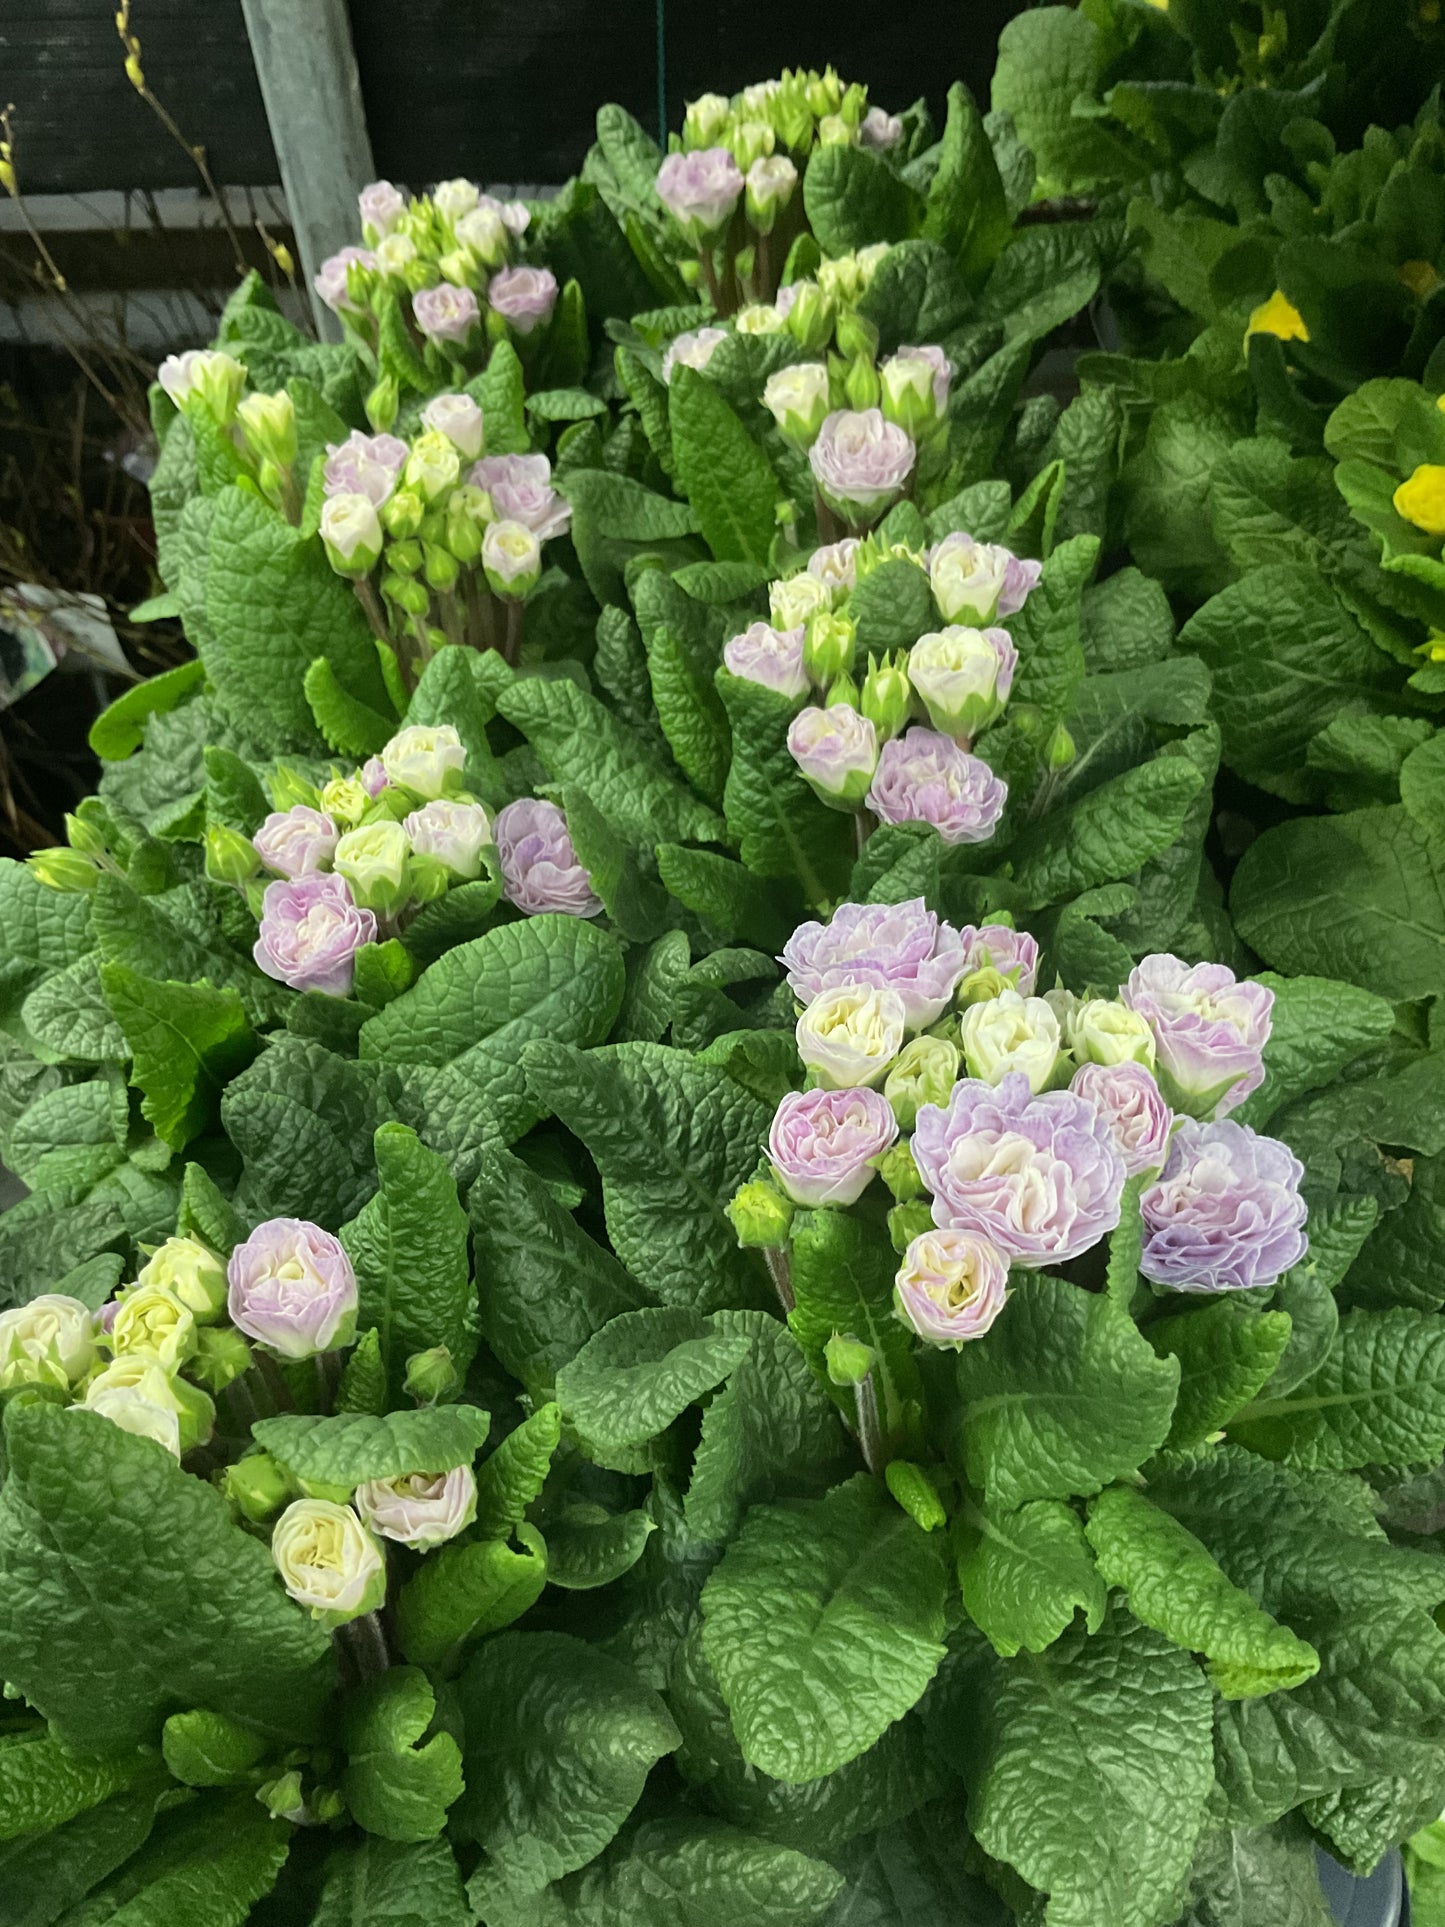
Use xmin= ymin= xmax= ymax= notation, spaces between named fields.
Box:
xmin=1395 ymin=464 xmax=1445 ymax=537
xmin=1245 ymin=290 xmax=1310 ymax=344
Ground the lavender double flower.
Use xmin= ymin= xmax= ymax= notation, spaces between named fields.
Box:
xmin=913 ymin=1071 xmax=1126 ymax=1266
xmin=768 ymin=1086 xmax=899 ymax=1207
xmin=656 ymin=148 xmax=745 ymax=241
xmin=1140 ymin=1119 xmax=1307 ymax=1291
xmin=1071 ymin=1060 xmax=1174 ymax=1178
xmin=723 ymin=622 xmax=808 ymax=699
xmin=228 ymin=1219 xmax=359 ymax=1358
xmin=867 ymin=728 xmax=1007 ymax=844
xmin=323 ymin=431 xmax=408 ymax=507
xmin=781 ymin=897 xmax=970 ymax=1028
xmin=1121 ymin=955 xmax=1274 ymax=1118
xmin=252 ymin=807 xmax=339 ymax=880
xmin=252 ymin=874 xmax=377 ymax=997
xmin=494 ymin=799 xmax=601 ymax=918
xmin=469 ymin=453 xmax=571 ymax=541
xmin=488 ymin=265 xmax=559 ymax=334
xmin=809 ymin=409 xmax=915 ymax=523
xmin=413 ymin=284 xmax=480 ymax=344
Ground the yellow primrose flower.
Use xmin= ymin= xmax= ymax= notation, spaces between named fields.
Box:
xmin=1399 ymin=259 xmax=1442 ymax=301
xmin=1395 ymin=465 xmax=1445 ymax=536
xmin=1245 ymin=291 xmax=1309 ymax=345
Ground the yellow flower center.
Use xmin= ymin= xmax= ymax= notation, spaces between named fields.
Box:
xmin=1395 ymin=464 xmax=1445 ymax=536
xmin=1245 ymin=291 xmax=1309 ymax=345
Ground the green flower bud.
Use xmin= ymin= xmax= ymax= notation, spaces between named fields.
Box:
xmin=683 ymin=91 xmax=731 ymax=148
xmin=445 ymin=492 xmax=485 ymax=564
xmin=860 ymin=652 xmax=913 ymax=740
xmin=834 ymin=307 xmax=879 ymax=362
xmin=190 ymin=1325 xmax=254 ymax=1393
xmin=320 ymin=494 xmax=383 ymax=579
xmin=407 ymin=852 xmax=451 ymax=905
xmin=884 ymin=1034 xmax=961 ymax=1131
xmin=731 ymin=119 xmax=776 ymax=171
xmin=1045 ymin=723 xmax=1076 ymax=771
xmin=319 ymin=775 xmax=371 ymax=828
xmin=888 ymin=1199 xmax=935 ymax=1254
xmin=173 ymin=350 xmax=247 ymax=426
xmin=204 ymin=823 xmax=260 ymax=885
xmin=404 ymin=430 xmax=462 ymax=505
xmin=804 ymin=610 xmax=856 ymax=686
xmin=884 ymin=1459 xmax=947 ymax=1532
xmin=235 ymin=390 xmax=297 ymax=470
xmin=335 ymin=820 xmax=411 ymax=915
xmin=64 ymin=811 xmax=109 ymax=860
xmin=818 ymin=112 xmax=856 ymax=147
xmin=825 ymin=1332 xmax=875 ymax=1386
xmin=28 ymin=848 xmax=99 ymax=893
xmin=295 ymin=1478 xmax=354 ymax=1505
xmin=383 ymin=572 xmax=432 ymax=618
xmin=312 ymin=1787 xmax=347 ymax=1824
xmin=257 ymin=1770 xmax=307 ymax=1822
xmin=383 ymin=489 xmax=425 ymax=540
xmin=824 ymin=671 xmax=860 ymax=710
xmin=169 ymin=1375 xmax=216 ymax=1454
xmin=270 ymin=765 xmax=322 ymax=812
xmin=403 ymin=1345 xmax=461 ymax=1404
xmin=365 ymin=373 xmax=401 ymax=433
xmin=423 ymin=541 xmax=460 ymax=594
xmin=725 ymin=1178 xmax=795 ymax=1249
xmin=784 ymin=280 xmax=835 ymax=354
xmin=843 ymin=354 xmax=881 ymax=413
xmin=876 ymin=1140 xmax=924 ymax=1203
xmin=224 ymin=1450 xmax=294 ymax=1523
xmin=388 ymin=538 xmax=422 ymax=577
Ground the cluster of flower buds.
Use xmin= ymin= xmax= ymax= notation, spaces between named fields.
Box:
xmin=319 ymin=418 xmax=571 ymax=674
xmin=312 ymin=176 xmax=555 ymax=376
xmin=157 ymin=348 xmax=311 ymax=523
xmin=729 ymin=902 xmax=1308 ymax=1354
xmin=658 ymin=74 xmax=903 ymax=310
xmin=722 ymin=529 xmax=1044 ymax=845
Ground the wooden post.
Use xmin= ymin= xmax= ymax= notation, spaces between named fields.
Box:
xmin=239 ymin=0 xmax=375 ymax=339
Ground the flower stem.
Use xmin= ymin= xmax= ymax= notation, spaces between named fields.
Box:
xmin=763 ymin=1247 xmax=794 ymax=1314
xmin=503 ymin=598 xmax=525 ymax=667
xmin=340 ymin=1611 xmax=391 ymax=1681
xmin=253 ymin=1350 xmax=294 ymax=1413
xmin=853 ymin=1372 xmax=883 ymax=1477
xmin=353 ymin=577 xmax=392 ymax=652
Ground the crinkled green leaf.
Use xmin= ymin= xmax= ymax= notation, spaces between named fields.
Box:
xmin=0 ymin=1732 xmax=144 ymax=1841
xmin=716 ymin=672 xmax=853 ymax=903
xmin=955 ymin=1495 xmax=1106 ymax=1660
xmin=343 ymin=1666 xmax=464 ymax=1844
xmin=100 ymin=964 xmax=256 ymax=1151
xmin=311 ymin=1838 xmax=470 ymax=1927
xmin=474 ymin=1403 xmax=563 ymax=1539
xmin=701 ymin=1474 xmax=947 ymax=1784
xmin=557 ymin=1308 xmax=752 ymax=1455
xmin=1148 ymin=1302 xmax=1295 ymax=1450
xmin=669 ymin=366 xmax=777 ymax=568
xmin=397 ymin=1524 xmax=548 ymax=1671
xmin=253 ymin=1403 xmax=490 ymax=1487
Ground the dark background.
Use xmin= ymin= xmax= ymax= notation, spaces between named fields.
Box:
xmin=2 ymin=0 xmax=1020 ymax=194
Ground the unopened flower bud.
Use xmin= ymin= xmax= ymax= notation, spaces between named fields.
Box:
xmin=889 ymin=1199 xmax=935 ymax=1253
xmin=825 ymin=1332 xmax=875 ymax=1386
xmin=29 ymin=848 xmax=99 ymax=893
xmin=884 ymin=1034 xmax=962 ymax=1131
xmin=334 ymin=820 xmax=411 ymax=916
xmin=843 ymin=355 xmax=880 ymax=414
xmin=746 ymin=154 xmax=797 ymax=232
xmin=1045 ymin=723 xmax=1076 ymax=771
xmin=157 ymin=349 xmax=247 ymax=424
xmin=422 ymin=392 xmax=485 ymax=461
xmin=405 ymin=430 xmax=462 ymax=505
xmin=818 ymin=113 xmax=856 ymax=147
xmin=365 ymin=374 xmax=400 ymax=432
xmin=835 ymin=308 xmax=880 ymax=363
xmin=270 ymin=765 xmax=321 ymax=812
xmin=483 ymin=518 xmax=542 ymax=599
xmin=803 ymin=610 xmax=855 ymax=686
xmin=885 ymin=1459 xmax=947 ymax=1531
xmin=876 ymin=1139 xmax=925 ymax=1202
xmin=403 ymin=1345 xmax=461 ymax=1404
xmin=63 ymin=810 xmax=108 ymax=859
xmin=384 ymin=572 xmax=431 ymax=617
xmin=320 ymin=493 xmax=383 ymax=579
xmin=879 ymin=353 xmax=938 ymax=438
xmin=788 ymin=703 xmax=878 ymax=807
xmin=319 ymin=776 xmax=370 ymax=828
xmin=455 ymin=203 xmax=508 ymax=269
xmin=136 ymin=1236 xmax=228 ymax=1321
xmin=725 ymin=1177 xmax=795 ymax=1248
xmin=190 ymin=1325 xmax=254 ymax=1393
xmin=382 ymin=488 xmax=425 ymax=539
xmin=860 ymin=652 xmax=913 ymax=740
xmin=770 ymin=568 xmax=831 ymax=631
xmin=205 ymin=823 xmax=260 ymax=885
xmin=784 ymin=280 xmax=835 ymax=353
xmin=224 ymin=1450 xmax=294 ymax=1523
xmin=258 ymin=1770 xmax=307 ymax=1823
xmin=423 ymin=541 xmax=460 ymax=594
xmin=235 ymin=390 xmax=297 ymax=470
xmin=763 ymin=362 xmax=831 ymax=450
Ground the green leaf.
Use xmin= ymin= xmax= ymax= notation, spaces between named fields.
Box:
xmin=655 ymin=844 xmax=798 ymax=950
xmin=716 ymin=672 xmax=853 ymax=904
xmin=1231 ymin=973 xmax=1396 ymax=1130
xmin=953 ymin=1274 xmax=1181 ymax=1509
xmin=470 ymin=1144 xmax=653 ymax=1397
xmin=849 ymin=558 xmax=933 ymax=656
xmin=1233 ymin=806 xmax=1445 ymax=1003
xmin=1007 ymin=533 xmax=1097 ymax=724
xmin=474 ymin=1403 xmax=563 ymax=1539
xmin=1402 ymin=729 xmax=1445 ymax=842
xmin=202 ymin=744 xmax=269 ymax=834
xmin=343 ymin=1667 xmax=464 ymax=1844
xmin=0 ymin=1402 xmax=333 ymax=1754
xmin=311 ymin=1838 xmax=470 ymax=1927
xmin=89 ymin=659 xmax=207 ymax=761
xmin=948 ymin=1606 xmax=1213 ymax=1927
xmin=359 ymin=918 xmax=626 ymax=1144
xmin=979 ymin=226 xmax=1101 ymax=345
xmin=926 ymin=82 xmax=1011 ymax=287
xmin=803 ymin=145 xmax=923 ymax=254
xmin=955 ymin=1495 xmax=1106 ymax=1660
xmin=685 ymin=1310 xmax=849 ymax=1544
xmin=1230 ymin=1308 xmax=1445 ymax=1469
xmin=476 ymin=339 xmax=529 ymax=455
xmin=701 ymin=1475 xmax=946 ymax=1784
xmin=84 ymin=1799 xmax=290 ymax=1927
xmin=1178 ymin=567 xmax=1408 ymax=803
xmin=0 ymin=1732 xmax=143 ymax=1840
xmin=523 ymin=1040 xmax=772 ymax=1316
xmin=1086 ymin=1485 xmax=1319 ymax=1699
xmin=645 ymin=624 xmax=731 ymax=807
xmin=303 ymin=656 xmax=394 ymax=758
xmin=472 ymin=1818 xmax=843 ymax=1927
xmin=496 ymin=677 xmax=724 ymax=846
xmin=1176 ymin=1822 xmax=1335 ymax=1927
xmin=404 ymin=646 xmax=503 ymax=807
xmin=22 ymin=956 xmax=128 ymax=1065
xmin=454 ymin=1632 xmax=678 ymax=1888
xmin=0 ymin=1780 xmax=165 ymax=1926
xmin=557 ymin=1308 xmax=751 ymax=1456
xmin=338 ymin=1122 xmax=476 ymax=1394
xmin=100 ymin=964 xmax=256 ymax=1151
xmin=1148 ymin=1301 xmax=1295 ymax=1450
xmin=668 ymin=366 xmax=777 ymax=567
xmin=544 ymin=1504 xmax=654 ymax=1589
xmin=220 ymin=1035 xmax=388 ymax=1226
xmin=527 ymin=387 xmax=608 ymax=422
xmin=397 ymin=1525 xmax=548 ymax=1671
xmin=252 ymin=1404 xmax=490 ymax=1487
xmin=160 ymin=1710 xmax=267 ymax=1788
xmin=1008 ymin=753 xmax=1206 ymax=908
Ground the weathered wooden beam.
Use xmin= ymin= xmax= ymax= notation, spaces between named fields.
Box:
xmin=238 ymin=0 xmax=374 ymax=338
